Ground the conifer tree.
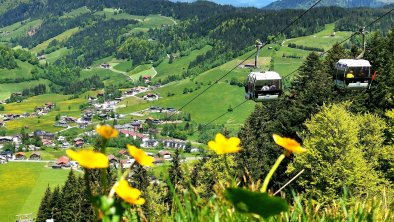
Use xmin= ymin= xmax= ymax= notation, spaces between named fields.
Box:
xmin=36 ymin=186 xmax=52 ymax=222
xmin=47 ymin=186 xmax=63 ymax=221
xmin=59 ymin=170 xmax=80 ymax=222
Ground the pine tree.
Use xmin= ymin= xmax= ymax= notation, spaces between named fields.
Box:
xmin=59 ymin=170 xmax=80 ymax=222
xmin=47 ymin=186 xmax=63 ymax=221
xmin=36 ymin=186 xmax=52 ymax=222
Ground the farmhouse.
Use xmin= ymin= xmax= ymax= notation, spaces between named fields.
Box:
xmin=29 ymin=152 xmax=41 ymax=160
xmin=162 ymin=139 xmax=187 ymax=149
xmin=15 ymin=152 xmax=26 ymax=160
xmin=100 ymin=63 xmax=110 ymax=69
xmin=56 ymin=156 xmax=70 ymax=166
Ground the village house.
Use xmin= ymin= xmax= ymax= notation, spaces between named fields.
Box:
xmin=118 ymin=149 xmax=129 ymax=157
xmin=162 ymin=139 xmax=187 ymax=149
xmin=0 ymin=150 xmax=12 ymax=159
xmin=15 ymin=152 xmax=26 ymax=160
xmin=42 ymin=138 xmax=55 ymax=147
xmin=74 ymin=138 xmax=84 ymax=148
xmin=100 ymin=63 xmax=110 ymax=69
xmin=56 ymin=156 xmax=70 ymax=167
xmin=107 ymin=155 xmax=117 ymax=164
xmin=141 ymin=138 xmax=159 ymax=148
xmin=55 ymin=120 xmax=68 ymax=128
xmin=158 ymin=150 xmax=172 ymax=160
xmin=29 ymin=152 xmax=41 ymax=160
xmin=34 ymin=130 xmax=55 ymax=140
xmin=143 ymin=93 xmax=159 ymax=101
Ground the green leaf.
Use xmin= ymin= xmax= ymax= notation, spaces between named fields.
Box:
xmin=225 ymin=188 xmax=288 ymax=218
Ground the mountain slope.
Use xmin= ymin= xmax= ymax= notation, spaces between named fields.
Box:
xmin=265 ymin=0 xmax=394 ymax=9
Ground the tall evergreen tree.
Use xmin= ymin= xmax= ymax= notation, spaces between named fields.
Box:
xmin=47 ymin=186 xmax=63 ymax=221
xmin=59 ymin=170 xmax=80 ymax=222
xmin=36 ymin=186 xmax=52 ymax=222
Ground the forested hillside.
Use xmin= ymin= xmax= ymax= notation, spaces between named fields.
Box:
xmin=0 ymin=1 xmax=394 ymax=221
xmin=265 ymin=0 xmax=394 ymax=9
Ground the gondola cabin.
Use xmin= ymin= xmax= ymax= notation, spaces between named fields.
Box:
xmin=335 ymin=59 xmax=371 ymax=89
xmin=245 ymin=71 xmax=282 ymax=101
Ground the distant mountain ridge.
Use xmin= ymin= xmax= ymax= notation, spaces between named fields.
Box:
xmin=265 ymin=0 xmax=394 ymax=9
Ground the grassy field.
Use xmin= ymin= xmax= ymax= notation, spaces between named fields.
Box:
xmin=0 ymin=93 xmax=89 ymax=134
xmin=0 ymin=19 xmax=42 ymax=43
xmin=113 ymin=60 xmax=133 ymax=72
xmin=80 ymin=67 xmax=130 ymax=86
xmin=0 ymin=59 xmax=35 ymax=79
xmin=285 ymin=23 xmax=353 ymax=50
xmin=31 ymin=27 xmax=80 ymax=54
xmin=0 ymin=79 xmax=51 ymax=101
xmin=44 ymin=47 xmax=71 ymax=63
xmin=155 ymin=45 xmax=212 ymax=79
xmin=59 ymin=6 xmax=91 ymax=19
xmin=0 ymin=162 xmax=70 ymax=222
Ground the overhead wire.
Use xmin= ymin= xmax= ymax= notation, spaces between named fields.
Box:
xmin=281 ymin=7 xmax=394 ymax=80
xmin=192 ymin=6 xmax=394 ymax=131
xmin=166 ymin=0 xmax=325 ymax=120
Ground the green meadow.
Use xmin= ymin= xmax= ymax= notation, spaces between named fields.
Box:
xmin=31 ymin=27 xmax=80 ymax=54
xmin=0 ymin=93 xmax=88 ymax=134
xmin=0 ymin=59 xmax=35 ymax=79
xmin=285 ymin=23 xmax=353 ymax=50
xmin=0 ymin=79 xmax=51 ymax=101
xmin=0 ymin=19 xmax=42 ymax=43
xmin=155 ymin=45 xmax=213 ymax=79
xmin=0 ymin=162 xmax=70 ymax=222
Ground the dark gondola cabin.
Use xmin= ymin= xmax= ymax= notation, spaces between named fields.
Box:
xmin=335 ymin=59 xmax=371 ymax=89
xmin=245 ymin=71 xmax=282 ymax=101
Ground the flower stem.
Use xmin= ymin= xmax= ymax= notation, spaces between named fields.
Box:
xmin=108 ymin=162 xmax=136 ymax=198
xmin=261 ymin=154 xmax=286 ymax=193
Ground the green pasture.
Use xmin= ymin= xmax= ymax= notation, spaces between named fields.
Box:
xmin=0 ymin=79 xmax=51 ymax=100
xmin=113 ymin=60 xmax=133 ymax=72
xmin=0 ymin=19 xmax=42 ymax=43
xmin=31 ymin=27 xmax=79 ymax=53
xmin=127 ymin=64 xmax=152 ymax=76
xmin=60 ymin=6 xmax=91 ymax=19
xmin=0 ymin=162 xmax=70 ymax=222
xmin=0 ymin=60 xmax=35 ymax=79
xmin=129 ymin=67 xmax=156 ymax=81
xmin=285 ymin=23 xmax=353 ymax=50
xmin=81 ymin=67 xmax=130 ymax=86
xmin=118 ymin=55 xmax=256 ymax=125
xmin=0 ymin=94 xmax=88 ymax=134
xmin=24 ymin=148 xmax=67 ymax=160
xmin=155 ymin=45 xmax=212 ymax=79
xmin=44 ymin=47 xmax=71 ymax=63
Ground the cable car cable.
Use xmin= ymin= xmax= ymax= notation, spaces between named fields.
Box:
xmin=281 ymin=7 xmax=394 ymax=81
xmin=196 ymin=7 xmax=394 ymax=133
xmin=165 ymin=0 xmax=325 ymax=120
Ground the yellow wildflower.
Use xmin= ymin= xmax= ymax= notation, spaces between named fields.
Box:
xmin=114 ymin=179 xmax=145 ymax=205
xmin=272 ymin=134 xmax=306 ymax=154
xmin=96 ymin=125 xmax=118 ymax=139
xmin=127 ymin=145 xmax=154 ymax=167
xmin=208 ymin=133 xmax=241 ymax=155
xmin=66 ymin=149 xmax=109 ymax=169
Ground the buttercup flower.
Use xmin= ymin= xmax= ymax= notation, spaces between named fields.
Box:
xmin=208 ymin=133 xmax=241 ymax=155
xmin=272 ymin=134 xmax=306 ymax=154
xmin=114 ymin=179 xmax=145 ymax=205
xmin=96 ymin=125 xmax=118 ymax=139
xmin=66 ymin=149 xmax=109 ymax=168
xmin=127 ymin=145 xmax=154 ymax=167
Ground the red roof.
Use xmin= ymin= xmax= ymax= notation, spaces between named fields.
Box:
xmin=119 ymin=149 xmax=128 ymax=155
xmin=57 ymin=156 xmax=69 ymax=165
xmin=30 ymin=152 xmax=41 ymax=156
xmin=107 ymin=155 xmax=116 ymax=160
xmin=159 ymin=151 xmax=171 ymax=155
xmin=15 ymin=152 xmax=25 ymax=156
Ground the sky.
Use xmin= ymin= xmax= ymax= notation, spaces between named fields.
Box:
xmin=171 ymin=0 xmax=277 ymax=8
